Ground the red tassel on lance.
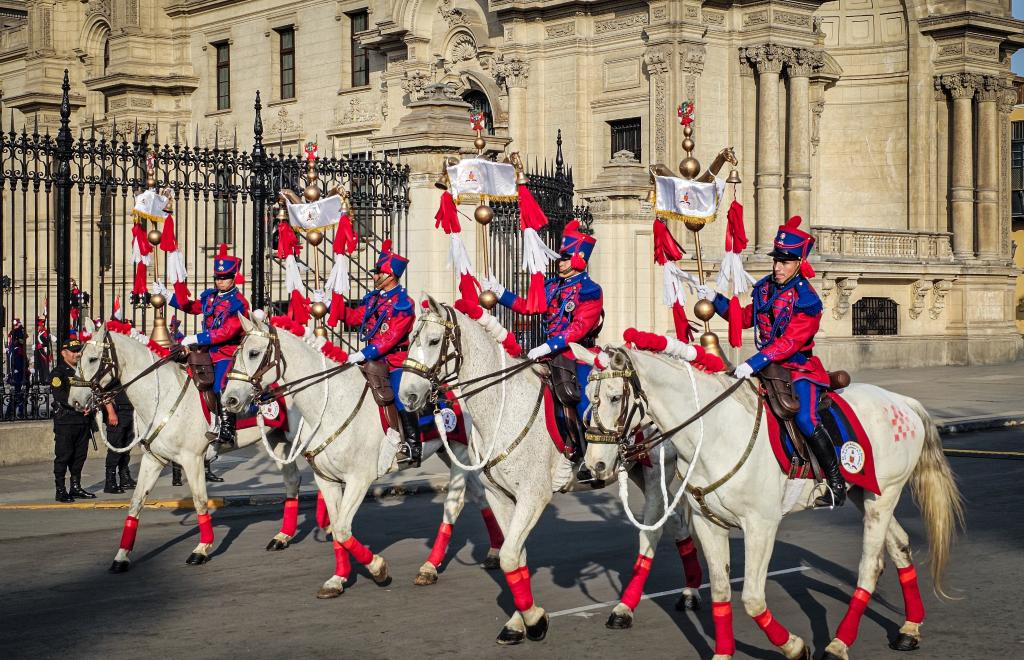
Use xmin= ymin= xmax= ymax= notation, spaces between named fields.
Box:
xmin=517 ymin=184 xmax=548 ymax=231
xmin=672 ymin=303 xmax=695 ymax=343
xmin=327 ymin=291 xmax=346 ymax=327
xmin=458 ymin=273 xmax=480 ymax=306
xmin=159 ymin=214 xmax=177 ymax=252
xmin=728 ymin=296 xmax=743 ymax=348
xmin=172 ymin=281 xmax=192 ymax=307
xmin=131 ymin=223 xmax=153 ymax=256
xmin=653 ymin=219 xmax=684 ymax=264
xmin=276 ymin=221 xmax=300 ymax=259
xmin=525 ymin=272 xmax=547 ymax=313
xmin=725 ymin=201 xmax=748 ymax=254
xmin=132 ymin=262 xmax=148 ymax=295
xmin=146 ymin=340 xmax=171 ymax=358
xmin=502 ymin=333 xmax=523 ymax=358
xmin=695 ymin=351 xmax=726 ymax=374
xmin=800 ymin=259 xmax=815 ymax=279
xmin=434 ymin=191 xmax=461 ymax=235
xmin=453 ymin=297 xmax=483 ymax=320
xmin=622 ymin=327 xmax=640 ymax=347
xmin=570 ymin=251 xmax=587 ymax=272
xmin=333 ymin=214 xmax=358 ymax=255
xmin=287 ymin=290 xmax=310 ymax=325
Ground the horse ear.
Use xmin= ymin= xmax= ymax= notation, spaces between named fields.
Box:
xmin=570 ymin=343 xmax=598 ymax=367
xmin=424 ymin=292 xmax=443 ymax=316
xmin=83 ymin=317 xmax=96 ymax=334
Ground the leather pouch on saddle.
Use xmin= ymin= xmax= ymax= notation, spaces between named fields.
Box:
xmin=548 ymin=354 xmax=584 ymax=451
xmin=757 ymin=363 xmax=800 ymax=421
xmin=359 ymin=360 xmax=395 ymax=406
xmin=187 ymin=350 xmax=216 ymax=393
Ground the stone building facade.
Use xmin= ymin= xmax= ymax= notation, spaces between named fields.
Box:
xmin=1 ymin=0 xmax=1022 ymax=367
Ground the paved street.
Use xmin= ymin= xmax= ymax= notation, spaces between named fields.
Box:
xmin=0 ymin=427 xmax=1020 ymax=660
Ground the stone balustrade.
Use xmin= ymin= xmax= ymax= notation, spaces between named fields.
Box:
xmin=813 ymin=225 xmax=954 ymax=261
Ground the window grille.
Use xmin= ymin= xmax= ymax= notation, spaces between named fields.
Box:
xmin=852 ymin=297 xmax=898 ymax=336
xmin=462 ymin=89 xmax=495 ymax=135
xmin=608 ymin=117 xmax=641 ymax=161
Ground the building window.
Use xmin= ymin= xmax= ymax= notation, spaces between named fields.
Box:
xmin=215 ymin=170 xmax=234 ymax=245
xmin=462 ymin=89 xmax=494 ymax=135
xmin=608 ymin=117 xmax=641 ymax=161
xmin=349 ymin=10 xmax=369 ymax=87
xmin=215 ymin=42 xmax=231 ymax=110
xmin=278 ymin=27 xmax=295 ymax=100
xmin=1012 ymin=120 xmax=1024 ymax=221
xmin=852 ymin=297 xmax=898 ymax=336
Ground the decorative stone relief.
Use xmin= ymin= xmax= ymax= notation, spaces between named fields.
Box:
xmin=204 ymin=118 xmax=232 ymax=148
xmin=652 ymin=6 xmax=667 ymax=20
xmin=909 ymin=279 xmax=933 ymax=319
xmin=595 ymin=13 xmax=649 ymax=34
xmin=742 ymin=11 xmax=768 ymax=27
xmin=335 ymin=96 xmax=376 ymax=125
xmin=740 ymin=44 xmax=787 ymax=75
xmin=87 ymin=0 xmax=111 ymax=20
xmin=437 ymin=0 xmax=469 ymax=28
xmin=818 ymin=276 xmax=835 ymax=303
xmin=587 ymin=196 xmax=611 ymax=214
xmin=546 ymin=22 xmax=575 ymax=38
xmin=492 ymin=55 xmax=529 ymax=89
xmin=939 ymin=73 xmax=980 ymax=100
xmin=929 ymin=280 xmax=953 ymax=319
xmin=702 ymin=11 xmax=725 ymax=26
xmin=785 ymin=47 xmax=825 ymax=77
xmin=810 ymin=100 xmax=825 ymax=155
xmin=774 ymin=11 xmax=809 ymax=28
xmin=684 ymin=6 xmax=699 ymax=19
xmin=401 ymin=70 xmax=430 ymax=101
xmin=975 ymin=75 xmax=1006 ymax=102
xmin=680 ymin=45 xmax=706 ymax=102
xmin=380 ymin=81 xmax=389 ymax=119
xmin=938 ymin=43 xmax=963 ymax=57
xmin=644 ymin=47 xmax=670 ymax=161
xmin=832 ymin=277 xmax=859 ymax=321
xmin=269 ymin=107 xmax=301 ymax=135
xmin=967 ymin=43 xmax=998 ymax=59
xmin=611 ymin=149 xmax=639 ymax=164
xmin=444 ymin=33 xmax=477 ymax=73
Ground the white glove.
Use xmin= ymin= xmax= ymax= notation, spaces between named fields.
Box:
xmin=481 ymin=275 xmax=506 ymax=299
xmin=346 ymin=351 xmax=366 ymax=365
xmin=148 ymin=281 xmax=171 ymax=298
xmin=527 ymin=343 xmax=553 ymax=361
xmin=696 ymin=283 xmax=717 ymax=301
xmin=181 ymin=334 xmax=199 ymax=347
xmin=734 ymin=362 xmax=754 ymax=380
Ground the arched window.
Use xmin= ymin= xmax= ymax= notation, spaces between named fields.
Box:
xmin=461 ymin=89 xmax=494 ymax=135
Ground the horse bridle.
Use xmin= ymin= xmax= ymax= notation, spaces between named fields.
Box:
xmin=401 ymin=304 xmax=463 ymax=407
xmin=585 ymin=350 xmax=648 ymax=450
xmin=226 ymin=327 xmax=285 ymax=403
xmin=73 ymin=332 xmax=122 ymax=402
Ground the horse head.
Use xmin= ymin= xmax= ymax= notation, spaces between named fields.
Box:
xmin=68 ymin=319 xmax=111 ymax=412
xmin=222 ymin=311 xmax=275 ymax=414
xmin=399 ymin=293 xmax=457 ymax=413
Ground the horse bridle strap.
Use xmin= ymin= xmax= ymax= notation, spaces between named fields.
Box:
xmin=481 ymin=386 xmax=545 ymax=503
xmin=587 ymin=361 xmax=648 ymax=447
xmin=227 ymin=328 xmax=284 ymax=395
xmin=401 ymin=307 xmax=463 ymax=391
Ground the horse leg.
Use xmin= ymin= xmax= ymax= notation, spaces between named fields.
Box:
xmin=267 ymin=437 xmax=301 ymax=551
xmin=416 ymin=449 xmax=468 ymax=585
xmin=495 ymin=494 xmax=550 ymax=646
xmin=607 ymin=467 xmax=665 ymax=630
xmin=331 ymin=472 xmax=392 ymax=587
xmin=670 ymin=485 xmax=703 ymax=611
xmin=109 ymin=452 xmax=163 ymax=573
xmin=740 ymin=520 xmax=809 ymax=659
xmin=315 ymin=480 xmax=350 ymax=599
xmin=461 ymin=449 xmax=503 ymax=569
xmin=822 ymin=487 xmax=902 ymax=659
xmin=691 ymin=514 xmax=735 ymax=660
xmin=180 ymin=454 xmax=215 ymax=565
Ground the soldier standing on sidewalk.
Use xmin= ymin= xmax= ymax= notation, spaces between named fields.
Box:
xmin=102 ymin=386 xmax=137 ymax=493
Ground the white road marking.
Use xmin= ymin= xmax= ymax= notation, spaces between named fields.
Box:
xmin=549 ymin=565 xmax=812 ymax=618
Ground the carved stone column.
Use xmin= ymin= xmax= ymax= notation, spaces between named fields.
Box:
xmin=742 ymin=44 xmax=787 ymax=250
xmin=940 ymin=73 xmax=978 ymax=259
xmin=933 ymin=79 xmax=949 ymax=233
xmin=999 ymin=86 xmax=1017 ymax=261
xmin=644 ymin=47 xmax=671 ymax=164
xmin=785 ymin=48 xmax=823 ymax=224
xmin=975 ymin=75 xmax=1002 ymax=260
xmin=493 ymin=55 xmax=530 ymax=154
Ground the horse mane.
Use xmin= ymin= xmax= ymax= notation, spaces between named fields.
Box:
xmin=450 ymin=298 xmax=524 ymax=357
xmin=104 ymin=319 xmax=172 ymax=358
xmin=268 ymin=315 xmax=349 ymax=364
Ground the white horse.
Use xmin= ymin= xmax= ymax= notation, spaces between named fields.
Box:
xmin=398 ymin=297 xmax=703 ymax=644
xmin=573 ymin=343 xmax=964 ymax=660
xmin=66 ymin=321 xmax=305 ymax=572
xmin=220 ymin=313 xmax=505 ymax=599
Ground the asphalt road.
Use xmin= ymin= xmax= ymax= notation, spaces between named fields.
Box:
xmin=0 ymin=428 xmax=1021 ymax=660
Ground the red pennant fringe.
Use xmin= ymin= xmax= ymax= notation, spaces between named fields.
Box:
xmin=525 ymin=272 xmax=546 ymax=314
xmin=728 ymin=296 xmax=743 ymax=348
xmin=653 ymin=219 xmax=684 ymax=265
xmin=147 ymin=340 xmax=171 ymax=358
xmin=276 ymin=221 xmax=300 ymax=259
xmin=159 ymin=214 xmax=177 ymax=252
xmin=172 ymin=281 xmax=192 ymax=308
xmin=106 ymin=320 xmax=132 ymax=335
xmin=132 ymin=262 xmax=148 ymax=296
xmin=458 ymin=273 xmax=480 ymax=307
xmin=287 ymin=289 xmax=310 ymax=325
xmin=434 ymin=191 xmax=461 ymax=235
xmin=270 ymin=315 xmax=306 ymax=337
xmin=672 ymin=303 xmax=696 ymax=343
xmin=131 ymin=223 xmax=153 ymax=257
xmin=334 ymin=214 xmax=358 ymax=255
xmin=320 ymin=341 xmax=349 ymax=364
xmin=453 ymin=297 xmax=483 ymax=320
xmin=327 ymin=291 xmax=346 ymax=328
xmin=724 ymin=202 xmax=748 ymax=254
xmin=517 ymin=184 xmax=548 ymax=231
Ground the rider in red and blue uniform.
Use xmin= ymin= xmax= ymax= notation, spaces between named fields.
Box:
xmin=698 ymin=216 xmax=844 ymax=507
xmin=339 ymin=240 xmax=420 ymax=464
xmin=485 ymin=222 xmax=603 ymax=464
xmin=167 ymin=243 xmax=249 ymax=445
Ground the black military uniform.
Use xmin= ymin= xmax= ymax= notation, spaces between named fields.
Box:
xmin=51 ymin=339 xmax=97 ymax=502
xmin=103 ymin=386 xmax=136 ymax=493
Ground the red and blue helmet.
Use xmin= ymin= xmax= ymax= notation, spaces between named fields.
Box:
xmin=371 ymin=240 xmax=408 ymax=279
xmin=768 ymin=216 xmax=814 ymax=262
xmin=213 ymin=243 xmax=241 ymax=278
xmin=558 ymin=220 xmax=597 ymax=264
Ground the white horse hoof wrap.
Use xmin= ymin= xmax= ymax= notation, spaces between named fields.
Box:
xmin=414 ymin=561 xmax=438 ymax=586
xmin=317 ymin=576 xmax=346 ymax=599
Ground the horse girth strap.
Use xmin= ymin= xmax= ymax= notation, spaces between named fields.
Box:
xmin=480 ymin=387 xmax=545 ymax=503
xmin=139 ymin=377 xmax=193 ymax=460
xmin=303 ymin=384 xmax=370 ymax=465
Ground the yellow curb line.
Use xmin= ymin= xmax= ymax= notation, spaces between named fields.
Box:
xmin=0 ymin=498 xmax=225 ymax=511
xmin=944 ymin=448 xmax=1024 ymax=458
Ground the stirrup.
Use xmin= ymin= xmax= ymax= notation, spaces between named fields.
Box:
xmin=813 ymin=483 xmax=845 ymax=509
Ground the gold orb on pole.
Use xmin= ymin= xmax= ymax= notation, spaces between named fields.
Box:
xmin=150 ymin=293 xmax=166 ymax=309
xmin=147 ymin=228 xmax=162 ymax=246
xmin=474 ymin=204 xmax=494 ymax=225
xmin=303 ymin=183 xmax=321 ymax=202
xmin=478 ymin=290 xmax=498 ymax=310
xmin=306 ymin=229 xmax=324 ymax=246
xmin=313 ymin=326 xmax=328 ymax=338
xmin=310 ymin=301 xmax=328 ymax=319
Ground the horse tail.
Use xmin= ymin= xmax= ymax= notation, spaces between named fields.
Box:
xmin=906 ymin=397 xmax=965 ymax=599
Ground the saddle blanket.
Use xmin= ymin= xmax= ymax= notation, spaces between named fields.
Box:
xmin=764 ymin=392 xmax=880 ymax=495
xmin=378 ymin=389 xmax=468 ymax=445
xmin=198 ymin=390 xmax=290 ymax=431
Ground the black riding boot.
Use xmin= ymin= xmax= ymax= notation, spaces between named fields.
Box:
xmin=69 ymin=476 xmax=97 ymax=499
xmin=55 ymin=478 xmax=74 ymax=503
xmin=104 ymin=466 xmax=125 ymax=494
xmin=205 ymin=459 xmax=224 ymax=483
xmin=807 ymin=425 xmax=846 ymax=508
xmin=171 ymin=462 xmax=183 ymax=486
xmin=216 ymin=409 xmax=237 ymax=446
xmin=397 ymin=410 xmax=422 ymax=467
xmin=118 ymin=458 xmax=137 ymax=489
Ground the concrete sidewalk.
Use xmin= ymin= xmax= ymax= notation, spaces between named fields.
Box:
xmin=0 ymin=358 xmax=1021 ymax=509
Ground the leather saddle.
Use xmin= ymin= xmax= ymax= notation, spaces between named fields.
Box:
xmin=542 ymin=354 xmax=586 ymax=456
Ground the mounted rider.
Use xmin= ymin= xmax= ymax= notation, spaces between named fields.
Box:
xmin=339 ymin=240 xmax=421 ymax=465
xmin=484 ymin=221 xmax=603 ymax=460
xmin=697 ymin=215 xmax=845 ymax=507
xmin=161 ymin=243 xmax=249 ymax=446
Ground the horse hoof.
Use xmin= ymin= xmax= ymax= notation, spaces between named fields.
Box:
xmin=414 ymin=571 xmax=438 ymax=586
xmin=185 ymin=553 xmax=209 ymax=566
xmin=266 ymin=539 xmax=289 ymax=551
xmin=316 ymin=587 xmax=343 ymax=599
xmin=525 ymin=613 xmax=549 ymax=642
xmin=889 ymin=633 xmax=920 ymax=652
xmin=482 ymin=555 xmax=501 ymax=570
xmin=496 ymin=627 xmax=525 ymax=645
xmin=108 ymin=560 xmax=130 ymax=573
xmin=675 ymin=593 xmax=701 ymax=611
xmin=370 ymin=558 xmax=392 ymax=586
xmin=605 ymin=611 xmax=633 ymax=629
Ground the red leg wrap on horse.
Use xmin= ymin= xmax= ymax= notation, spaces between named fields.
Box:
xmin=280 ymin=498 xmax=299 ymax=537
xmin=332 ymin=540 xmax=351 ymax=578
xmin=341 ymin=536 xmax=374 ymax=565
xmin=504 ymin=566 xmax=534 ymax=612
xmin=480 ymin=507 xmax=504 ymax=549
xmin=197 ymin=512 xmax=214 ymax=545
xmin=676 ymin=537 xmax=703 ymax=588
xmin=315 ymin=491 xmax=330 ymax=529
xmin=752 ymin=608 xmax=791 ymax=646
xmin=426 ymin=522 xmax=453 ymax=567
xmin=712 ymin=601 xmax=736 ymax=656
xmin=836 ymin=588 xmax=872 ymax=647
xmin=620 ymin=554 xmax=653 ymax=610
xmin=119 ymin=515 xmax=139 ymax=551
xmin=898 ymin=565 xmax=925 ymax=624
